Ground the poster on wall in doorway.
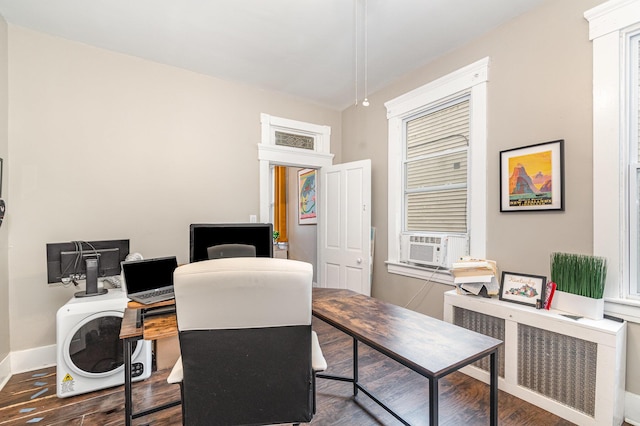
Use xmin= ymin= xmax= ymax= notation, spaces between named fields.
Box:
xmin=298 ymin=168 xmax=317 ymax=225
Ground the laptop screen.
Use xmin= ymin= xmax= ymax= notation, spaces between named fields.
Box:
xmin=122 ymin=256 xmax=178 ymax=294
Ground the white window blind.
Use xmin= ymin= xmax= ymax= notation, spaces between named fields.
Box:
xmin=404 ymin=97 xmax=470 ymax=233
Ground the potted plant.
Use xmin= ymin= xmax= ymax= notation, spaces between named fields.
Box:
xmin=273 ymin=230 xmax=280 ymax=244
xmin=550 ymin=252 xmax=607 ymax=320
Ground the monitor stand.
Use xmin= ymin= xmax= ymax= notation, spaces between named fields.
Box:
xmin=75 ymin=257 xmax=108 ymax=298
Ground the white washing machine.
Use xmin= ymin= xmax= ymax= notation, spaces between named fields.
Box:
xmin=56 ymin=288 xmax=152 ymax=398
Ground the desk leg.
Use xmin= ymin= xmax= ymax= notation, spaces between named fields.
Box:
xmin=429 ymin=377 xmax=438 ymax=425
xmin=352 ymin=337 xmax=359 ymax=396
xmin=123 ymin=337 xmax=134 ymax=426
xmin=490 ymin=350 xmax=498 ymax=426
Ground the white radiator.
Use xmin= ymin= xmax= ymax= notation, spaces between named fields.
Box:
xmin=445 ymin=291 xmax=626 ymax=425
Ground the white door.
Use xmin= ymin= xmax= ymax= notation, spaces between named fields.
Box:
xmin=318 ymin=159 xmax=372 ymax=295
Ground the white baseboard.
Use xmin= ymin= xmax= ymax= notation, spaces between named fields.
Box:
xmin=0 ymin=345 xmax=55 ymax=392
xmin=0 ymin=353 xmax=10 ymax=391
xmin=627 ymin=392 xmax=640 ymax=425
xmin=10 ymin=344 xmax=56 ymax=374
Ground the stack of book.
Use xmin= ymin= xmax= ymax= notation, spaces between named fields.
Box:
xmin=451 ymin=258 xmax=500 ymax=296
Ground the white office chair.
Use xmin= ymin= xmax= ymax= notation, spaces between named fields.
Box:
xmin=167 ymin=257 xmax=327 ymax=426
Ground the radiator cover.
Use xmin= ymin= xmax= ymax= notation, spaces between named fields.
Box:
xmin=518 ymin=324 xmax=597 ymax=416
xmin=444 ymin=291 xmax=626 ymax=426
xmin=452 ymin=306 xmax=505 ymax=377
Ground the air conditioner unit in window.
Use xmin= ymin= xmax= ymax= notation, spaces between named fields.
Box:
xmin=400 ymin=233 xmax=468 ymax=268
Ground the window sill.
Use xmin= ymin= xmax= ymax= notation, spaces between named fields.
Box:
xmin=604 ymin=297 xmax=640 ymax=324
xmin=386 ymin=261 xmax=454 ymax=286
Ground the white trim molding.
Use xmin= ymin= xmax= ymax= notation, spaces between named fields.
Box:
xmin=626 ymin=391 xmax=640 ymax=425
xmin=0 ymin=353 xmax=10 ymax=392
xmin=0 ymin=345 xmax=57 ymax=392
xmin=260 ymin=113 xmax=332 ymax=153
xmin=386 ymin=261 xmax=457 ymax=285
xmin=10 ymin=344 xmax=56 ymax=374
xmin=385 ymin=58 xmax=489 ymax=119
xmin=585 ymin=0 xmax=640 ymax=40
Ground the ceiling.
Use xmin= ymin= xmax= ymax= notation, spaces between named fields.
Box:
xmin=0 ymin=0 xmax=545 ymax=110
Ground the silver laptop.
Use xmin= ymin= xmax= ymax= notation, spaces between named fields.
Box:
xmin=122 ymin=256 xmax=178 ymax=305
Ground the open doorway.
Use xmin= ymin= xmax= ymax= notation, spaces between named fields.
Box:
xmin=271 ymin=165 xmax=318 ymax=281
xmin=258 ymin=114 xmax=333 ymax=286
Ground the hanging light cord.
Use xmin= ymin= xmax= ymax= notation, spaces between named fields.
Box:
xmin=362 ymin=0 xmax=369 ymax=106
xmin=354 ymin=0 xmax=358 ymax=106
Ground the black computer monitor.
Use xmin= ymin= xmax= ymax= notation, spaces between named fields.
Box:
xmin=46 ymin=239 xmax=130 ymax=297
xmin=189 ymin=223 xmax=273 ymax=263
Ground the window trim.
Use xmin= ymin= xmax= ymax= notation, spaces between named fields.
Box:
xmin=385 ymin=58 xmax=488 ymax=283
xmin=630 ymin=31 xmax=640 ymax=299
xmin=586 ymin=0 xmax=640 ymax=321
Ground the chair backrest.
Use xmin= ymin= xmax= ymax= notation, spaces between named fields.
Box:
xmin=206 ymin=243 xmax=256 ymax=259
xmin=173 ymin=257 xmax=314 ymax=426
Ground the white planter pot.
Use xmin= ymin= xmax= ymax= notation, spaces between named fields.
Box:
xmin=551 ymin=290 xmax=604 ymax=320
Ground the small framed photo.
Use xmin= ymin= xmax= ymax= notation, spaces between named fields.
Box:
xmin=499 ymin=271 xmax=547 ymax=307
xmin=298 ymin=168 xmax=317 ymax=225
xmin=500 ymin=139 xmax=564 ymax=212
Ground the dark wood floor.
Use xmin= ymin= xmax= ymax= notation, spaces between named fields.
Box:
xmin=0 ymin=317 xmax=607 ymax=425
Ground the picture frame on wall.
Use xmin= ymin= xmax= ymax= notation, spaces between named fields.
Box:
xmin=499 ymin=271 xmax=547 ymax=307
xmin=499 ymin=139 xmax=564 ymax=212
xmin=298 ymin=168 xmax=317 ymax=225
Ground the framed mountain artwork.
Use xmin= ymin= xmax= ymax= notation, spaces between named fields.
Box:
xmin=500 ymin=140 xmax=564 ymax=212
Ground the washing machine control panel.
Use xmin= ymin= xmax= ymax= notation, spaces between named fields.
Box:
xmin=131 ymin=362 xmax=145 ymax=378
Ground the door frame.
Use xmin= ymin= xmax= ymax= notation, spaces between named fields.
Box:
xmin=258 ymin=114 xmax=334 ymax=224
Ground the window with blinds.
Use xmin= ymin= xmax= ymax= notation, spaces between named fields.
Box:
xmin=404 ymin=97 xmax=470 ymax=234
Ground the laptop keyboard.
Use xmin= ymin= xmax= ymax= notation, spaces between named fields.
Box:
xmin=138 ymin=288 xmax=174 ymax=299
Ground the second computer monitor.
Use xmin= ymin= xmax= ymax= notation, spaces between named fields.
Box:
xmin=189 ymin=223 xmax=273 ymax=263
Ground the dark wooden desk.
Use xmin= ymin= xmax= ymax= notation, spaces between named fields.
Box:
xmin=121 ymin=289 xmax=502 ymax=425
xmin=312 ymin=288 xmax=502 ymax=426
xmin=120 ymin=300 xmax=179 ymax=426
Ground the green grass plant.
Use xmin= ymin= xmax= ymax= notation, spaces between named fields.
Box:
xmin=550 ymin=252 xmax=607 ymax=299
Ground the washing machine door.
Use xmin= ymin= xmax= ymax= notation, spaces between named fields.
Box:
xmin=63 ymin=310 xmax=143 ymax=378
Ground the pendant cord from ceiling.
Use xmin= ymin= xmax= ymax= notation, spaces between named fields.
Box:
xmin=354 ymin=0 xmax=370 ymax=107
xmin=354 ymin=0 xmax=358 ymax=106
xmin=362 ymin=0 xmax=369 ymax=107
